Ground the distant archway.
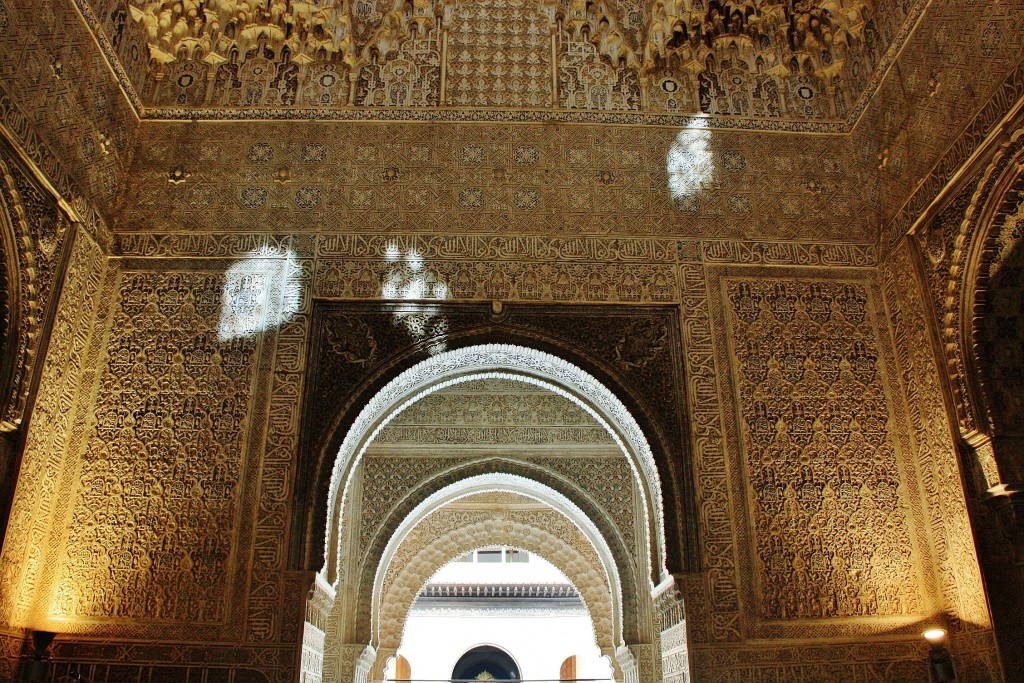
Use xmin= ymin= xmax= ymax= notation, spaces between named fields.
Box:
xmin=310 ymin=344 xmax=688 ymax=683
xmin=372 ymin=475 xmax=622 ymax=652
xmin=452 ymin=646 xmax=521 ymax=681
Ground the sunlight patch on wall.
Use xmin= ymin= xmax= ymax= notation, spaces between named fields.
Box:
xmin=383 ymin=242 xmax=450 ymax=355
xmin=218 ymin=247 xmax=300 ymax=341
xmin=667 ymin=119 xmax=716 ymax=200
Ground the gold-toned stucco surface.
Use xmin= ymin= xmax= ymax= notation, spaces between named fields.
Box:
xmin=1 ymin=0 xmax=1023 ymax=682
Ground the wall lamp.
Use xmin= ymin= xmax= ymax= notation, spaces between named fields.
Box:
xmin=923 ymin=629 xmax=956 ymax=682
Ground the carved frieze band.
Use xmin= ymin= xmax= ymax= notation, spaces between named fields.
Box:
xmin=115 ymin=233 xmax=877 ymax=266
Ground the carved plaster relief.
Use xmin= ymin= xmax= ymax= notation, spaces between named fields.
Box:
xmin=55 ymin=269 xmax=262 ymax=623
xmin=0 ymin=227 xmax=105 ymax=628
xmin=0 ymin=156 xmax=74 ymax=431
xmin=116 ymin=120 xmax=872 ymax=243
xmin=725 ymin=276 xmax=923 ymax=621
xmin=79 ymin=0 xmax=920 ymax=130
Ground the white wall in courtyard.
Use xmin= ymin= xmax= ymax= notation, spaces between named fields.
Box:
xmin=396 ymin=608 xmax=612 ymax=682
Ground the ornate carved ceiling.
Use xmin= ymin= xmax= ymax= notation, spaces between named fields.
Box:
xmin=78 ymin=0 xmax=922 ymax=129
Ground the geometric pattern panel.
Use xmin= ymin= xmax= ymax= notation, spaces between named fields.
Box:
xmin=118 ymin=120 xmax=872 ymax=243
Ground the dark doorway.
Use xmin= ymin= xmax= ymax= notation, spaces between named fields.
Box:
xmin=451 ymin=646 xmax=520 ymax=681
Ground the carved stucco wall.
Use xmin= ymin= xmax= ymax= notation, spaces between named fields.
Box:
xmin=0 ymin=223 xmax=106 ymax=679
xmin=0 ymin=5 xmax=1019 ymax=679
xmin=725 ymin=277 xmax=922 ymax=621
xmin=0 ymin=141 xmax=112 ymax=680
xmin=0 ymin=0 xmax=136 ymax=225
xmin=861 ymin=0 xmax=1024 ymax=250
xmin=679 ymin=258 xmax=999 ymax=680
xmin=913 ymin=128 xmax=1024 ymax=467
xmin=0 ymin=222 xmax=1002 ymax=681
xmin=115 ymin=119 xmax=874 ymax=244
xmin=0 ymin=232 xmax=1003 ymax=683
xmin=0 ymin=248 xmax=310 ymax=682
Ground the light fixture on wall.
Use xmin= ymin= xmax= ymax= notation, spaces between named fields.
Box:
xmin=923 ymin=629 xmax=956 ymax=682
xmin=25 ymin=630 xmax=56 ymax=683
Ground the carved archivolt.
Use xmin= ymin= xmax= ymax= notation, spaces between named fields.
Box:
xmin=374 ymin=514 xmax=616 ymax=651
xmin=0 ymin=186 xmax=17 ymax=429
xmin=324 ymin=344 xmax=667 ymax=585
xmin=365 ymin=474 xmax=628 ymax=648
xmin=921 ymin=127 xmax=1024 ymax=458
xmin=0 ymin=158 xmax=72 ymax=432
xmin=962 ymin=138 xmax=1024 ymax=448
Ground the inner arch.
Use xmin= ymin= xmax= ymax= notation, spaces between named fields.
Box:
xmin=377 ymin=493 xmax=617 ymax=683
xmin=373 ymin=474 xmax=624 ymax=650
